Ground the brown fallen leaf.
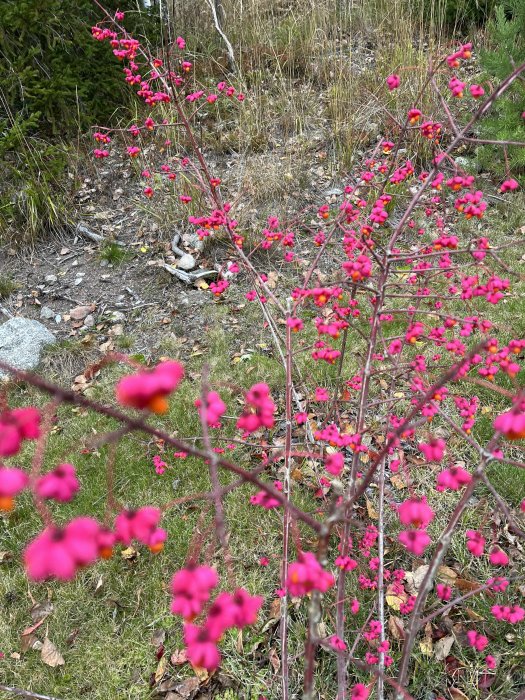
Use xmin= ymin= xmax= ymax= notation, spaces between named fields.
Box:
xmin=31 ymin=601 xmax=54 ymax=623
xmin=151 ymin=629 xmax=166 ymax=648
xmin=366 ymin=498 xmax=378 ymax=520
xmin=21 ymin=618 xmax=46 ymax=637
xmin=170 ymin=648 xmax=188 ymax=666
xmin=419 ymin=622 xmax=433 ymax=656
xmin=455 ymin=578 xmax=480 ymax=592
xmin=174 ymin=677 xmax=200 ymax=699
xmin=121 ymin=546 xmax=138 ymax=560
xmin=154 ymin=655 xmax=168 ymax=683
xmin=41 ymin=637 xmax=65 ymax=667
xmin=390 ymin=473 xmax=407 ymax=490
xmin=21 ymin=633 xmax=40 ymax=653
xmin=269 ymin=647 xmax=280 ymax=674
xmin=437 ymin=565 xmax=458 ymax=585
xmin=449 ymin=687 xmax=469 ymax=700
xmin=388 ymin=615 xmax=406 ymax=641
xmin=0 ymin=551 xmax=12 ymax=563
xmin=434 ymin=635 xmax=454 ymax=661
xmin=386 ymin=583 xmax=408 ymax=611
xmin=269 ymin=598 xmax=281 ymax=620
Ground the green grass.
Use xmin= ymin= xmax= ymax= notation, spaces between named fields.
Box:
xmin=0 ymin=275 xmax=18 ymax=299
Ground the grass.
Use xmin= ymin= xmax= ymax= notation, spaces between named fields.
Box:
xmin=0 ymin=275 xmax=18 ymax=299
xmin=99 ymin=241 xmax=133 ymax=267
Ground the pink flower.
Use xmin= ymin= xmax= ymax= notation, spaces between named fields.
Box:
xmin=195 ymin=391 xmax=226 ymax=426
xmin=295 ymin=412 xmax=308 ymax=425
xmin=493 ymin=409 xmax=525 ymax=440
xmin=419 ymin=438 xmax=445 ymax=461
xmin=499 ymin=179 xmax=519 ymax=193
xmin=469 ymin=84 xmax=485 ymax=98
xmin=250 ymin=490 xmax=280 ymax=509
xmin=388 ymin=339 xmax=402 ymax=355
xmin=489 ymin=546 xmax=509 ymax=566
xmin=466 ymin=530 xmax=485 ymax=557
xmin=116 ymin=361 xmax=184 ymax=414
xmin=398 ymin=497 xmax=434 ymax=528
xmin=436 ymin=465 xmax=472 ymax=491
xmin=351 ymin=683 xmax=370 ymax=700
xmin=315 ymin=387 xmax=329 ymax=401
xmin=24 ymin=517 xmax=101 ymax=581
xmin=325 ymin=452 xmax=344 ymax=476
xmin=350 ymin=598 xmax=360 ymax=614
xmin=398 ymin=529 xmax=431 ymax=556
xmin=491 ymin=604 xmax=525 ymax=624
xmin=236 ymin=383 xmax=275 ymax=434
xmin=230 ymin=588 xmax=263 ymax=627
xmin=335 ymin=555 xmax=357 ymax=571
xmin=0 ymin=467 xmax=28 ymax=511
xmin=466 ymin=630 xmax=488 ymax=652
xmin=328 ymin=635 xmax=346 ymax=651
xmin=36 ymin=463 xmax=79 ymax=502
xmin=183 ymin=623 xmax=221 ymax=670
xmin=259 ymin=556 xmax=269 ymax=566
xmin=204 ymin=592 xmax=236 ymax=638
xmin=114 ymin=507 xmax=164 ymax=551
xmin=485 ymin=655 xmax=496 ymax=669
xmin=170 ymin=565 xmax=218 ymax=620
xmin=436 ymin=584 xmax=452 ymax=601
xmin=386 ymin=74 xmax=400 ymax=90
xmin=0 ymin=407 xmax=40 ymax=457
xmin=287 ymin=552 xmax=335 ymax=596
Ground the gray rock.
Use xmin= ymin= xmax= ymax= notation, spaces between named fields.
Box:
xmin=40 ymin=306 xmax=55 ymax=320
xmin=177 ymin=254 xmax=196 ymax=271
xmin=186 ymin=234 xmax=205 ymax=252
xmin=0 ymin=317 xmax=55 ymax=379
xmin=45 ymin=274 xmax=57 ymax=284
xmin=109 ymin=311 xmax=126 ymax=323
xmin=83 ymin=314 xmax=95 ymax=328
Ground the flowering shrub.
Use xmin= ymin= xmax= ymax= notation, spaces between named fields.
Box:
xmin=1 ymin=8 xmax=525 ymax=699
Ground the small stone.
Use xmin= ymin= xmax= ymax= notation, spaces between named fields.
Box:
xmin=69 ymin=305 xmax=92 ymax=321
xmin=177 ymin=254 xmax=196 ymax=271
xmin=40 ymin=306 xmax=55 ymax=320
xmin=44 ymin=275 xmax=57 ymax=284
xmin=109 ymin=311 xmax=126 ymax=323
xmin=83 ymin=314 xmax=95 ymax=328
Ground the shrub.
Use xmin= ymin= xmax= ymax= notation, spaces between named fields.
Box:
xmin=1 ymin=13 xmax=525 ymax=700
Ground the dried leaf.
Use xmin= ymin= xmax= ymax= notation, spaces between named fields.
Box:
xmin=151 ymin=629 xmax=166 ymax=648
xmin=456 ymin=578 xmax=480 ymax=592
xmin=121 ymin=546 xmax=138 ymax=560
xmin=0 ymin=551 xmax=12 ymax=563
xmin=21 ymin=618 xmax=46 ymax=637
xmin=170 ymin=649 xmax=188 ymax=666
xmin=449 ymin=688 xmax=468 ymax=700
xmin=31 ymin=601 xmax=53 ymax=623
xmin=20 ymin=633 xmax=40 ymax=653
xmin=269 ymin=598 xmax=282 ymax=620
xmin=366 ymin=498 xmax=378 ymax=520
xmin=154 ymin=655 xmax=168 ymax=683
xmin=390 ymin=473 xmax=407 ymax=490
xmin=269 ymin=647 xmax=280 ymax=674
xmin=175 ymin=677 xmax=200 ymax=698
xmin=419 ymin=622 xmax=433 ymax=656
xmin=41 ymin=638 xmax=64 ymax=667
xmin=434 ymin=635 xmax=454 ymax=661
xmin=235 ymin=629 xmax=243 ymax=654
xmin=386 ymin=583 xmax=408 ymax=611
xmin=388 ymin=615 xmax=405 ymax=641
xmin=437 ymin=565 xmax=458 ymax=585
